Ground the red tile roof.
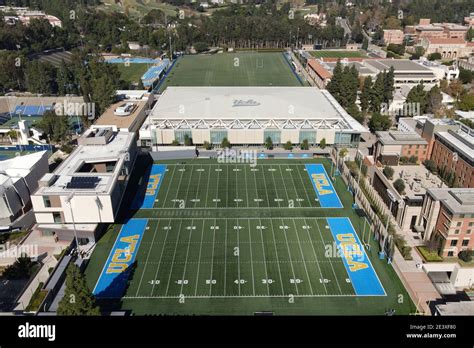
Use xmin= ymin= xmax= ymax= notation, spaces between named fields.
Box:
xmin=307 ymin=59 xmax=332 ymax=79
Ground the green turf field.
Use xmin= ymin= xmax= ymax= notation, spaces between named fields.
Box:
xmin=86 ymin=158 xmax=415 ymax=315
xmin=116 ymin=64 xmax=149 ymax=84
xmin=309 ymin=50 xmax=366 ymax=58
xmin=157 ymin=52 xmax=303 ymax=92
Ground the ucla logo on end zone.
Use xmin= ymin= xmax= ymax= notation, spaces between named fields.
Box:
xmin=146 ymin=173 xmax=161 ymax=196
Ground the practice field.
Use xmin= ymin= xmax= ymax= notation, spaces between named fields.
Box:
xmin=86 ymin=158 xmax=415 ymax=315
xmin=115 ymin=64 xmax=150 ymax=84
xmin=309 ymin=50 xmax=366 ymax=58
xmin=157 ymin=52 xmax=302 ymax=92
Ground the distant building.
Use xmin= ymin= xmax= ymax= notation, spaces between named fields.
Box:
xmin=421 ymin=37 xmax=473 ymax=59
xmin=417 ymin=188 xmax=474 ymax=257
xmin=430 ymin=125 xmax=474 ymax=188
xmin=383 ymin=29 xmax=405 ymax=45
xmin=31 ymin=128 xmax=137 ymax=243
xmin=0 ymin=151 xmax=49 ymax=230
xmin=306 ymin=59 xmax=332 ymax=88
xmin=411 ymin=19 xmax=469 ymax=41
xmin=373 ymin=131 xmax=429 ymax=165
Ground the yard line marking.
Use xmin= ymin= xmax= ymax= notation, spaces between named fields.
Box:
xmin=208 ymin=218 xmax=217 ymax=296
xmin=259 ymin=164 xmax=271 ymax=208
xmin=251 ymin=164 xmax=260 ymax=208
xmin=269 ymin=167 xmax=282 ymax=208
xmin=279 ymin=218 xmax=299 ymax=296
xmin=224 ymin=218 xmax=228 ymax=296
xmin=268 ymin=219 xmax=285 ymax=295
xmin=194 ymin=220 xmax=205 ymax=296
xmin=182 ymin=164 xmax=194 ymax=207
xmin=171 ymin=164 xmax=186 ymax=208
xmin=237 ymin=218 xmax=241 ymax=296
xmin=247 ymin=219 xmax=256 ymax=296
xmin=164 ymin=220 xmax=183 ymax=296
xmin=179 ymin=219 xmax=194 ymax=295
xmin=295 ymin=164 xmax=315 ymax=208
xmin=193 ymin=164 xmax=204 ymax=208
xmin=215 ymin=164 xmax=221 ymax=208
xmin=226 ymin=164 xmax=229 ymax=207
xmin=300 ymin=217 xmax=328 ymax=295
xmin=277 ymin=164 xmax=293 ymax=207
xmin=258 ymin=218 xmax=270 ymax=296
xmin=204 ymin=162 xmax=212 ymax=208
xmin=157 ymin=165 xmax=176 ymax=208
xmin=290 ymin=219 xmax=315 ymax=296
xmin=135 ymin=220 xmax=160 ymax=296
xmin=313 ymin=219 xmax=343 ymax=295
xmin=284 ymin=164 xmax=303 ymax=208
xmin=122 ymin=294 xmax=362 ymax=299
xmin=243 ymin=165 xmax=250 ymax=207
xmin=150 ymin=219 xmax=172 ymax=296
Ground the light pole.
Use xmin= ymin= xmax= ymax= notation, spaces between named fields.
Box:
xmin=65 ymin=193 xmax=81 ymax=258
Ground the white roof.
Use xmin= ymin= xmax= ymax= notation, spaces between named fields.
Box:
xmin=0 ymin=151 xmax=46 ymax=181
xmin=150 ymin=87 xmax=367 ymax=132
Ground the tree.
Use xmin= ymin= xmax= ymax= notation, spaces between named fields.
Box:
xmin=425 ymin=85 xmax=443 ymax=114
xmin=383 ymin=166 xmax=394 ymax=179
xmin=221 ymin=137 xmax=231 ymax=148
xmin=458 ymin=249 xmax=472 ymax=262
xmin=466 ymin=27 xmax=474 ymax=42
xmin=458 ymin=93 xmax=474 ymax=111
xmin=368 ymin=113 xmax=392 ymax=132
xmin=194 ymin=42 xmax=208 ymax=53
xmin=424 ymin=159 xmax=436 ymax=173
xmin=36 ymin=110 xmax=70 ymax=145
xmin=448 ymin=79 xmax=464 ymax=101
xmin=57 ymin=264 xmax=100 ymax=315
xmin=384 ymin=16 xmax=402 ymax=30
xmin=184 ymin=134 xmax=193 ymax=146
xmin=427 ymin=52 xmax=442 ymax=61
xmin=171 ymin=140 xmax=180 ymax=146
xmin=459 ymin=68 xmax=473 ymax=84
xmin=283 ymin=141 xmax=293 ymax=151
xmin=2 ymin=255 xmax=35 ymax=280
xmin=264 ymin=136 xmax=273 ymax=150
xmin=393 ymin=178 xmax=406 ymax=195
xmin=405 ymin=83 xmax=427 ymax=115
xmin=362 ymin=38 xmax=369 ymax=51
xmin=383 ymin=67 xmax=395 ymax=104
xmin=360 ymin=76 xmax=372 ymax=112
xmin=370 ymin=73 xmax=385 ymax=113
xmin=319 ymin=138 xmax=326 ymax=149
xmin=410 ymin=46 xmax=425 ymax=60
xmin=203 ymin=141 xmax=212 ymax=150
xmin=339 ymin=148 xmax=348 ymax=160
xmin=387 ymin=44 xmax=405 ymax=56
xmin=300 ymin=139 xmax=309 ymax=150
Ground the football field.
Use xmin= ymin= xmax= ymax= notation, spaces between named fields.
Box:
xmin=86 ymin=159 xmax=414 ymax=315
xmin=157 ymin=52 xmax=303 ymax=92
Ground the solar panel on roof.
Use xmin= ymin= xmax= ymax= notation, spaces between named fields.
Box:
xmin=66 ymin=176 xmax=101 ymax=189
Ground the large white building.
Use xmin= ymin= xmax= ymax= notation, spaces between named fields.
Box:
xmin=0 ymin=151 xmax=49 ymax=230
xmin=139 ymin=87 xmax=367 ymax=148
xmin=31 ymin=128 xmax=137 ymax=243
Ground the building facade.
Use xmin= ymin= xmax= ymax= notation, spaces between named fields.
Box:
xmin=373 ymin=131 xmax=428 ymax=165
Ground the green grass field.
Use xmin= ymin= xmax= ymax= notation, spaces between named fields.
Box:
xmin=116 ymin=64 xmax=149 ymax=84
xmin=86 ymin=158 xmax=415 ymax=315
xmin=309 ymin=50 xmax=366 ymax=58
xmin=157 ymin=52 xmax=302 ymax=92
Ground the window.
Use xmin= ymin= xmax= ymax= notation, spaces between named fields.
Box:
xmin=43 ymin=196 xmax=51 ymax=208
xmin=462 ymin=240 xmax=469 ymax=247
xmin=454 ymin=229 xmax=460 ymax=234
xmin=469 ymin=222 xmax=474 ymax=227
xmin=450 ymin=239 xmax=458 ymax=246
xmin=448 ymin=251 xmax=454 ymax=257
xmin=457 ymin=221 xmax=462 ymax=227
xmin=52 ymin=212 xmax=62 ymax=223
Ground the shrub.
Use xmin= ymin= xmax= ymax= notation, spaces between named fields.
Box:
xmin=283 ymin=141 xmax=293 ymax=151
xmin=319 ymin=138 xmax=326 ymax=149
xmin=424 ymin=159 xmax=436 ymax=173
xmin=203 ymin=141 xmax=212 ymax=150
xmin=458 ymin=249 xmax=472 ymax=262
xmin=427 ymin=52 xmax=442 ymax=61
xmin=383 ymin=166 xmax=394 ymax=179
xmin=408 ymin=155 xmax=418 ymax=164
xmin=393 ymin=178 xmax=405 ymax=194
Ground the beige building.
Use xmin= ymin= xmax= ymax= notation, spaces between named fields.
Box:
xmin=31 ymin=128 xmax=137 ymax=243
xmin=421 ymin=38 xmax=474 ymax=59
xmin=383 ymin=29 xmax=404 ymax=45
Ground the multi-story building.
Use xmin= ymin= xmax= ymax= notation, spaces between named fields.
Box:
xmin=417 ymin=188 xmax=474 ymax=257
xmin=383 ymin=29 xmax=405 ymax=45
xmin=373 ymin=131 xmax=428 ymax=165
xmin=306 ymin=59 xmax=332 ymax=88
xmin=31 ymin=128 xmax=137 ymax=243
xmin=0 ymin=151 xmax=49 ymax=230
xmin=430 ymin=125 xmax=474 ymax=188
xmin=421 ymin=38 xmax=474 ymax=59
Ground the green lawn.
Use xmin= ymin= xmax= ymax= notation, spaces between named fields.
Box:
xmin=309 ymin=50 xmax=366 ymax=58
xmin=157 ymin=52 xmax=302 ymax=92
xmin=86 ymin=158 xmax=415 ymax=315
xmin=115 ymin=63 xmax=149 ymax=84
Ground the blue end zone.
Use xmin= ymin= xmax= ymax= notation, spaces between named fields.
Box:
xmin=327 ymin=217 xmax=386 ymax=296
xmin=305 ymin=164 xmax=343 ymax=208
xmin=132 ymin=164 xmax=167 ymax=209
xmin=93 ymin=218 xmax=147 ymax=298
